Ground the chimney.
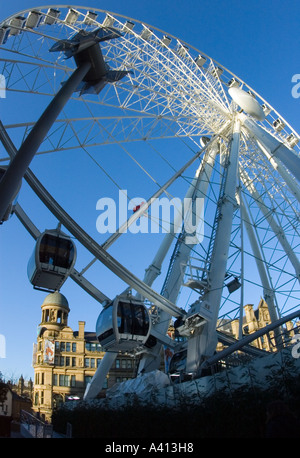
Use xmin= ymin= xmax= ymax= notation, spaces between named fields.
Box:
xmin=78 ymin=321 xmax=85 ymax=339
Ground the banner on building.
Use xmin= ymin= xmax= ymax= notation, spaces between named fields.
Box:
xmin=44 ymin=339 xmax=55 ymax=364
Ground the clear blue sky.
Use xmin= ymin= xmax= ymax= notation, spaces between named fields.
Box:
xmin=0 ymin=0 xmax=299 ymax=382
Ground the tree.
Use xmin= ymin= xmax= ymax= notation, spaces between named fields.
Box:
xmin=0 ymin=372 xmax=9 ymax=404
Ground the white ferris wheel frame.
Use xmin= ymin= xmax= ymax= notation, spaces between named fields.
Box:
xmin=0 ymin=5 xmax=299 ymax=394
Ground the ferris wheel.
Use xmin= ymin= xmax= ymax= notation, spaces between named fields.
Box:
xmin=0 ymin=6 xmax=299 ymax=399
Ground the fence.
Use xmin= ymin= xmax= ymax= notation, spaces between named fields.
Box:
xmin=20 ymin=410 xmax=53 ymax=438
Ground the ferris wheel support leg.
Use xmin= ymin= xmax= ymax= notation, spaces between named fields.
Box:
xmin=137 ymin=144 xmax=219 ymax=375
xmin=139 ymin=141 xmax=219 ymax=293
xmin=256 ymin=141 xmax=300 ymax=203
xmin=241 ymin=114 xmax=300 ymax=182
xmin=186 ymin=116 xmax=242 ymax=375
xmin=240 ymin=194 xmax=283 ymax=347
xmin=84 ymin=352 xmax=118 ymax=400
xmin=0 ymin=62 xmax=91 ymax=223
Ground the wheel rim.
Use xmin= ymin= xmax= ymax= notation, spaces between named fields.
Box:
xmin=0 ymin=6 xmax=299 ymax=355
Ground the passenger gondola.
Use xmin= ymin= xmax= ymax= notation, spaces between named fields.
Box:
xmin=96 ymin=296 xmax=151 ymax=352
xmin=27 ymin=229 xmax=76 ymax=291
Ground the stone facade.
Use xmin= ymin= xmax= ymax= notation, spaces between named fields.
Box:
xmin=222 ymin=298 xmax=297 ymax=352
xmin=32 ymin=292 xmax=139 ymax=422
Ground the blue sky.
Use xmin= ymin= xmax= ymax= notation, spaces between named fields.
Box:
xmin=0 ymin=0 xmax=299 ymax=382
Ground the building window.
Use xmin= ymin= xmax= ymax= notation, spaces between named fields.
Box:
xmin=71 ymin=375 xmax=76 ymax=387
xmin=59 ymin=375 xmax=70 ymax=387
xmin=53 ymin=374 xmax=58 ymax=386
xmin=85 ymin=358 xmax=90 ymax=367
xmin=84 ymin=376 xmax=92 ymax=387
xmin=57 ymin=310 xmax=62 ymax=324
xmin=115 ymin=359 xmax=120 ymax=369
xmin=66 ymin=342 xmax=71 ymax=352
xmin=85 ymin=342 xmax=101 ymax=352
xmin=72 ymin=357 xmax=76 ymax=367
xmin=34 ymin=392 xmax=39 ymax=405
xmin=91 ymin=358 xmax=95 ymax=368
xmin=97 ymin=359 xmax=102 ymax=367
xmin=65 ymin=357 xmax=70 ymax=366
xmin=72 ymin=343 xmax=76 ymax=352
xmin=40 ymin=391 xmax=44 ymax=404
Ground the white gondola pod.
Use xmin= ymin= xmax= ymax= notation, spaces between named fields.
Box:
xmin=0 ymin=26 xmax=10 ymax=46
xmin=9 ymin=16 xmax=26 ymax=36
xmin=25 ymin=11 xmax=43 ymax=29
xmin=27 ymin=229 xmax=76 ymax=291
xmin=96 ymin=296 xmax=151 ymax=352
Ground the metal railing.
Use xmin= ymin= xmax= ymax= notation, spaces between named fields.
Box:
xmin=20 ymin=410 xmax=53 ymax=438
